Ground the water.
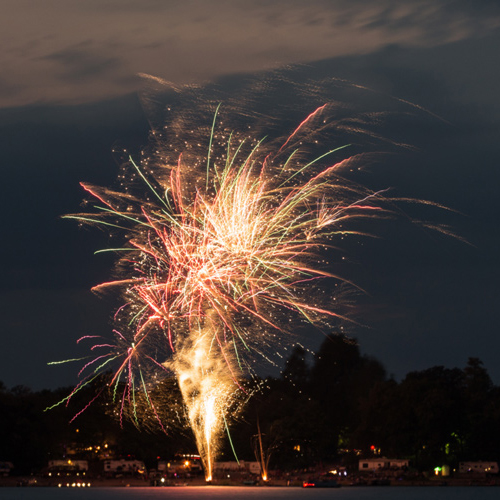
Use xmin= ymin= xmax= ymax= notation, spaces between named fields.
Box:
xmin=0 ymin=486 xmax=498 ymax=500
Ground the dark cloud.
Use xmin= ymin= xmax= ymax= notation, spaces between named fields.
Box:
xmin=43 ymin=43 xmax=121 ymax=83
xmin=80 ymin=0 xmax=183 ymax=14
xmin=0 ymin=77 xmax=22 ymax=99
xmin=1 ymin=0 xmax=499 ymax=107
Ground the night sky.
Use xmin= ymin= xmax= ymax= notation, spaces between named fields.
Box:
xmin=1 ymin=0 xmax=499 ymax=391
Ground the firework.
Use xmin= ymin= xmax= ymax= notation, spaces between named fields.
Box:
xmin=57 ymin=77 xmax=442 ymax=479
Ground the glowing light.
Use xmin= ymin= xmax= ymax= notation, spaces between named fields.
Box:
xmin=58 ymin=88 xmax=446 ymax=480
xmin=253 ymin=419 xmax=272 ymax=481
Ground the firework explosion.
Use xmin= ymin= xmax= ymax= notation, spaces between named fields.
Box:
xmin=56 ymin=75 xmax=449 ymax=480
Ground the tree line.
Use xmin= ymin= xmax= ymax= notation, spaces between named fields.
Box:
xmin=1 ymin=333 xmax=499 ymax=475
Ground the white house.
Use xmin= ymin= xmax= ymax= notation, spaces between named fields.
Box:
xmin=103 ymin=459 xmax=146 ymax=474
xmin=359 ymin=458 xmax=409 ymax=471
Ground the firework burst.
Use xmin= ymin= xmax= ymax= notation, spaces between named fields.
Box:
xmin=54 ymin=75 xmax=451 ymax=479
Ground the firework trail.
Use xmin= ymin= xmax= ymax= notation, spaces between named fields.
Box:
xmin=56 ymin=74 xmax=452 ymax=480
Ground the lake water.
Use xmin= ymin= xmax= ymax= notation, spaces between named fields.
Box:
xmin=0 ymin=486 xmax=499 ymax=500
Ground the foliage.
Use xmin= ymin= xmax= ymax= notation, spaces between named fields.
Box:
xmin=1 ymin=339 xmax=499 ymax=474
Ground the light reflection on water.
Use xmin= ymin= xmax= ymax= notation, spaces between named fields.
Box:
xmin=1 ymin=486 xmax=499 ymax=500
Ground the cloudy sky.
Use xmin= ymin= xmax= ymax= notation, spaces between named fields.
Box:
xmin=1 ymin=0 xmax=499 ymax=390
xmin=2 ymin=0 xmax=500 ymax=107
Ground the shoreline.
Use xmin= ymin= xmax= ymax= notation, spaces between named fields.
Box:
xmin=1 ymin=476 xmax=499 ymax=488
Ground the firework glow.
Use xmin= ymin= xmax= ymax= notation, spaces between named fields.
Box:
xmin=54 ymin=78 xmax=447 ymax=480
